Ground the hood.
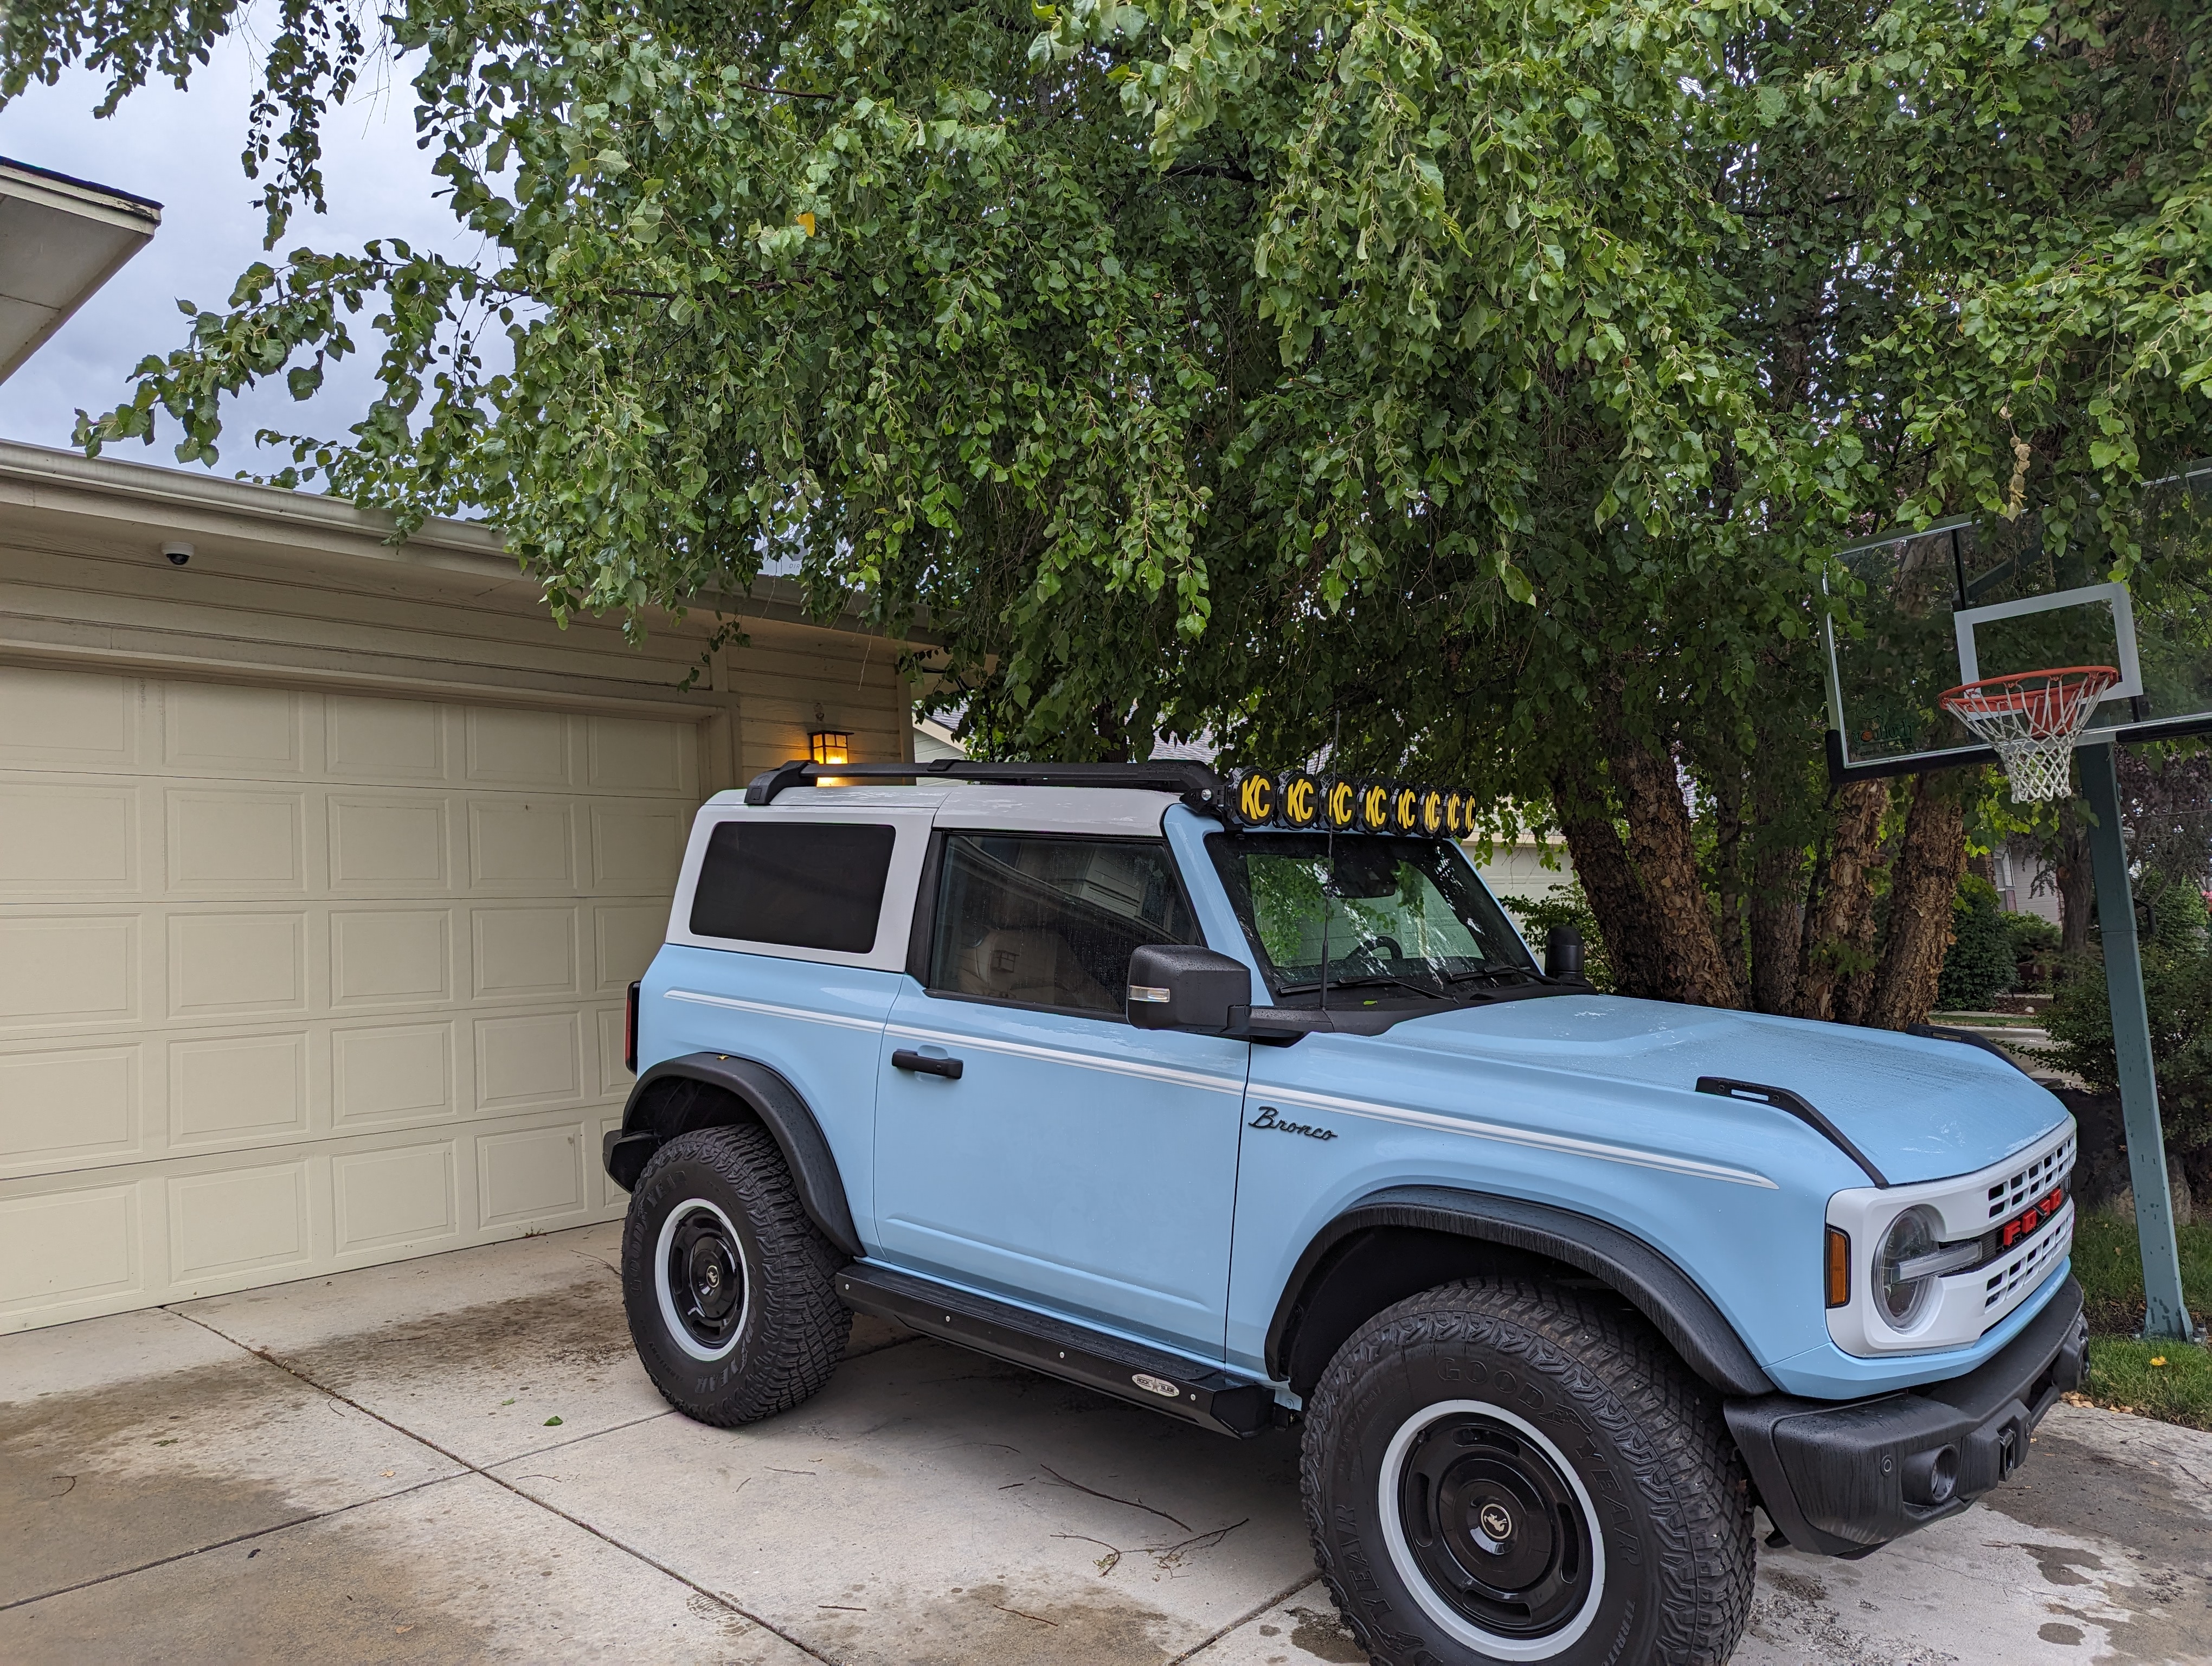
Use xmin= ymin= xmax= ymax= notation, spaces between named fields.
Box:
xmin=1388 ymin=993 xmax=2068 ymax=1187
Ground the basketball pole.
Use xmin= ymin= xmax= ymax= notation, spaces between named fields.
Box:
xmin=2077 ymin=739 xmax=2196 ymax=1342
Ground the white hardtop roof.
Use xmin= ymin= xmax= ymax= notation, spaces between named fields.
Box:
xmin=702 ymin=782 xmax=1185 ymax=837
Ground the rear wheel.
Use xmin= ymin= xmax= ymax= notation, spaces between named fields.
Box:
xmin=621 ymin=1123 xmax=851 ymax=1426
xmin=1302 ymin=1278 xmax=1753 ymax=1665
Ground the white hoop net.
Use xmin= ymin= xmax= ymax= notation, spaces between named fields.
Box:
xmin=1939 ymin=666 xmax=2120 ymax=802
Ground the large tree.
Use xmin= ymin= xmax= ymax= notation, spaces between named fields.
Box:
xmin=9 ymin=0 xmax=2210 ymax=1018
xmin=1136 ymin=0 xmax=2212 ymax=1018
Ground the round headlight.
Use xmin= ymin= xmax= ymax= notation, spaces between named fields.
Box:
xmin=1876 ymin=1206 xmax=1944 ymax=1331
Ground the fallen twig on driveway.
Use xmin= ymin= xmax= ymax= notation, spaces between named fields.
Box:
xmin=1050 ymin=1531 xmax=1124 ymax=1575
xmin=1036 ymin=1463 xmax=1191 ymax=1531
xmin=1144 ymin=1518 xmax=1249 ymax=1570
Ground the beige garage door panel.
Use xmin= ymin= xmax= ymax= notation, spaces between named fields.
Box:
xmin=0 ymin=667 xmax=693 ymax=1331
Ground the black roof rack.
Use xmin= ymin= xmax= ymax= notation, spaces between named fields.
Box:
xmin=743 ymin=758 xmax=1228 ymax=809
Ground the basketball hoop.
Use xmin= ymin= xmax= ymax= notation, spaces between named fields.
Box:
xmin=1939 ymin=666 xmax=2120 ymax=802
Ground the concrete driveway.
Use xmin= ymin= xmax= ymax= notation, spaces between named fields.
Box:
xmin=4 ymin=1226 xmax=2208 ymax=1665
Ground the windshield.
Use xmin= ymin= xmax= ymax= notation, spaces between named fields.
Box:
xmin=1206 ymin=832 xmax=1545 ymax=1006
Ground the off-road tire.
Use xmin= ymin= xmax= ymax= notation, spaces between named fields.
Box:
xmin=1302 ymin=1277 xmax=1754 ymax=1665
xmin=621 ymin=1123 xmax=851 ymax=1426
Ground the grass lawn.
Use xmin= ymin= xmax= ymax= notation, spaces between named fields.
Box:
xmin=2068 ymin=1210 xmax=2212 ymax=1430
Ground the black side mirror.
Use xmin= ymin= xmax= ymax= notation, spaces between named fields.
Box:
xmin=1127 ymin=944 xmax=1253 ymax=1033
xmin=1545 ymin=925 xmax=1586 ymax=981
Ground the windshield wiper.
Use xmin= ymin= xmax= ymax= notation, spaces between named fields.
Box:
xmin=1439 ymin=963 xmax=1534 ymax=986
xmin=1275 ymin=972 xmax=1454 ymax=1001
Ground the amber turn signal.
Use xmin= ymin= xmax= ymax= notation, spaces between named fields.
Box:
xmin=1825 ymin=1226 xmax=1851 ymax=1309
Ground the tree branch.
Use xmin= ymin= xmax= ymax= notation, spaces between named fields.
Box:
xmin=1163 ymin=160 xmax=1257 ymax=183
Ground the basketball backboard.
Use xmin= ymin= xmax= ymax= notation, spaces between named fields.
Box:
xmin=1823 ymin=462 xmax=2212 ymax=780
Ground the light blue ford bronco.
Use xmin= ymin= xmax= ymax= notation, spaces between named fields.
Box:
xmin=606 ymin=759 xmax=2087 ymax=1666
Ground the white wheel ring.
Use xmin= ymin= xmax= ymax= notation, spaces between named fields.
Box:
xmin=654 ymin=1197 xmax=749 ymax=1363
xmin=1376 ymin=1398 xmax=1609 ymax=1661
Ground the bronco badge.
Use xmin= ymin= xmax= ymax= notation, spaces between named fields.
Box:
xmin=1248 ymin=1106 xmax=1338 ymax=1142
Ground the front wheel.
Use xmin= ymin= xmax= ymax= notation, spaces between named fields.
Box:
xmin=1302 ymin=1278 xmax=1753 ymax=1665
xmin=620 ymin=1123 xmax=851 ymax=1426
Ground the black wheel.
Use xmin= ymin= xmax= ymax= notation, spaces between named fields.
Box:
xmin=621 ymin=1123 xmax=851 ymax=1426
xmin=1302 ymin=1278 xmax=1753 ymax=1665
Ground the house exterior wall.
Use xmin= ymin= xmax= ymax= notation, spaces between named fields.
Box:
xmin=1472 ymin=837 xmax=1576 ymax=905
xmin=0 ymin=443 xmax=910 ymax=1331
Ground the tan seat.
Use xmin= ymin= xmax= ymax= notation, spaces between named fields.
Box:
xmin=955 ymin=927 xmax=1114 ymax=1011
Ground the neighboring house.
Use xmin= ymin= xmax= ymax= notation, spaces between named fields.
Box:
xmin=0 ymin=442 xmax=912 ymax=1332
xmin=1992 ymin=837 xmax=2062 ymax=927
xmin=913 ymin=714 xmax=966 ymax=761
xmin=1472 ymin=831 xmax=1576 ymax=905
xmin=0 ymin=158 xmax=160 ymax=382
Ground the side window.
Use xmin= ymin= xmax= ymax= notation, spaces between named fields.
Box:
xmin=689 ymin=821 xmax=897 ymax=953
xmin=927 ymin=835 xmax=1199 ymax=1016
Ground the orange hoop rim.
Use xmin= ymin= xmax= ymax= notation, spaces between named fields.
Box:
xmin=1939 ymin=664 xmax=2119 ymax=723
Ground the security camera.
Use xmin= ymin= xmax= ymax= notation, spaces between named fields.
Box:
xmin=161 ymin=542 xmax=193 ymax=567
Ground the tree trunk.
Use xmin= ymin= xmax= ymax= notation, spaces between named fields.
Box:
xmin=1793 ymin=779 xmax=1887 ymax=1022
xmin=1747 ymin=767 xmax=1805 ymax=1015
xmin=1605 ymin=733 xmax=1745 ymax=1008
xmin=1549 ymin=756 xmax=1674 ymax=1001
xmin=2057 ymin=801 xmax=2094 ymax=956
xmin=1860 ymin=773 xmax=1970 ymax=1031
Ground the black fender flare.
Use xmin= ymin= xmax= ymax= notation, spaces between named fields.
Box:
xmin=1266 ymin=1186 xmax=1775 ymax=1398
xmin=606 ymin=1052 xmax=862 ymax=1258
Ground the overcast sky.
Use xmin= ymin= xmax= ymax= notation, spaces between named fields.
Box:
xmin=0 ymin=34 xmax=475 ymax=473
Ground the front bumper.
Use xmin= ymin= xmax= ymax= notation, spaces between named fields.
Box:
xmin=1726 ymin=1276 xmax=2087 ymax=1558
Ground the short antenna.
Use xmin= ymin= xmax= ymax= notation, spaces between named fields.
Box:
xmin=1319 ymin=710 xmax=1340 ymax=1012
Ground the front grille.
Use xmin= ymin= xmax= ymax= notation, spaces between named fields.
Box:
xmin=1984 ymin=1207 xmax=2073 ymax=1311
xmin=1988 ymin=1135 xmax=2074 ymax=1221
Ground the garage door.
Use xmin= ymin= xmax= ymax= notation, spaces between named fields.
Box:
xmin=0 ymin=666 xmax=696 ymax=1332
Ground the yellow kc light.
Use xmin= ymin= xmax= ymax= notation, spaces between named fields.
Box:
xmin=1359 ymin=782 xmax=1392 ymax=833
xmin=1232 ymin=768 xmax=1276 ymax=826
xmin=1324 ymin=777 xmax=1359 ymax=831
xmin=1391 ymin=786 xmax=1420 ymax=834
xmin=1419 ymin=789 xmax=1446 ymax=837
xmin=1279 ymin=771 xmax=1321 ymax=829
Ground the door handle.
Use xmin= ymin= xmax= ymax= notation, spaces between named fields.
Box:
xmin=892 ymin=1049 xmax=964 ymax=1080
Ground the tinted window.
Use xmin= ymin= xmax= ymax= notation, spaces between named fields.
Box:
xmin=927 ymin=836 xmax=1199 ymax=1016
xmin=689 ymin=821 xmax=897 ymax=953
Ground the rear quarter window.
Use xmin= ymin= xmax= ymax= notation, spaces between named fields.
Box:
xmin=689 ymin=821 xmax=898 ymax=953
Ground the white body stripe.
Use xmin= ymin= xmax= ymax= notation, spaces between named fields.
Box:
xmin=884 ymin=1024 xmax=1247 ymax=1096
xmin=664 ymin=988 xmax=886 ymax=1034
xmin=1259 ymin=1085 xmax=1778 ymax=1189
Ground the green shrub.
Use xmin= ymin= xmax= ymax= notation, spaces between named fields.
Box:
xmin=2003 ymin=910 xmax=2063 ymax=994
xmin=1937 ymin=875 xmax=2015 ymax=1010
xmin=2034 ymin=876 xmax=2212 ymax=1161
xmin=1502 ymin=880 xmax=1615 ymax=994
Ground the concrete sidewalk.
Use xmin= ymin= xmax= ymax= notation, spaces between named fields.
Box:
xmin=4 ymin=1225 xmax=2208 ymax=1664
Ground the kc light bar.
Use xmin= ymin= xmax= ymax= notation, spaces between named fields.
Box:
xmin=1226 ymin=768 xmax=1477 ymax=839
xmin=742 ymin=758 xmax=1479 ymax=838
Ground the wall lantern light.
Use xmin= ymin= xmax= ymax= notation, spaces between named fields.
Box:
xmin=809 ymin=731 xmax=851 ymax=767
